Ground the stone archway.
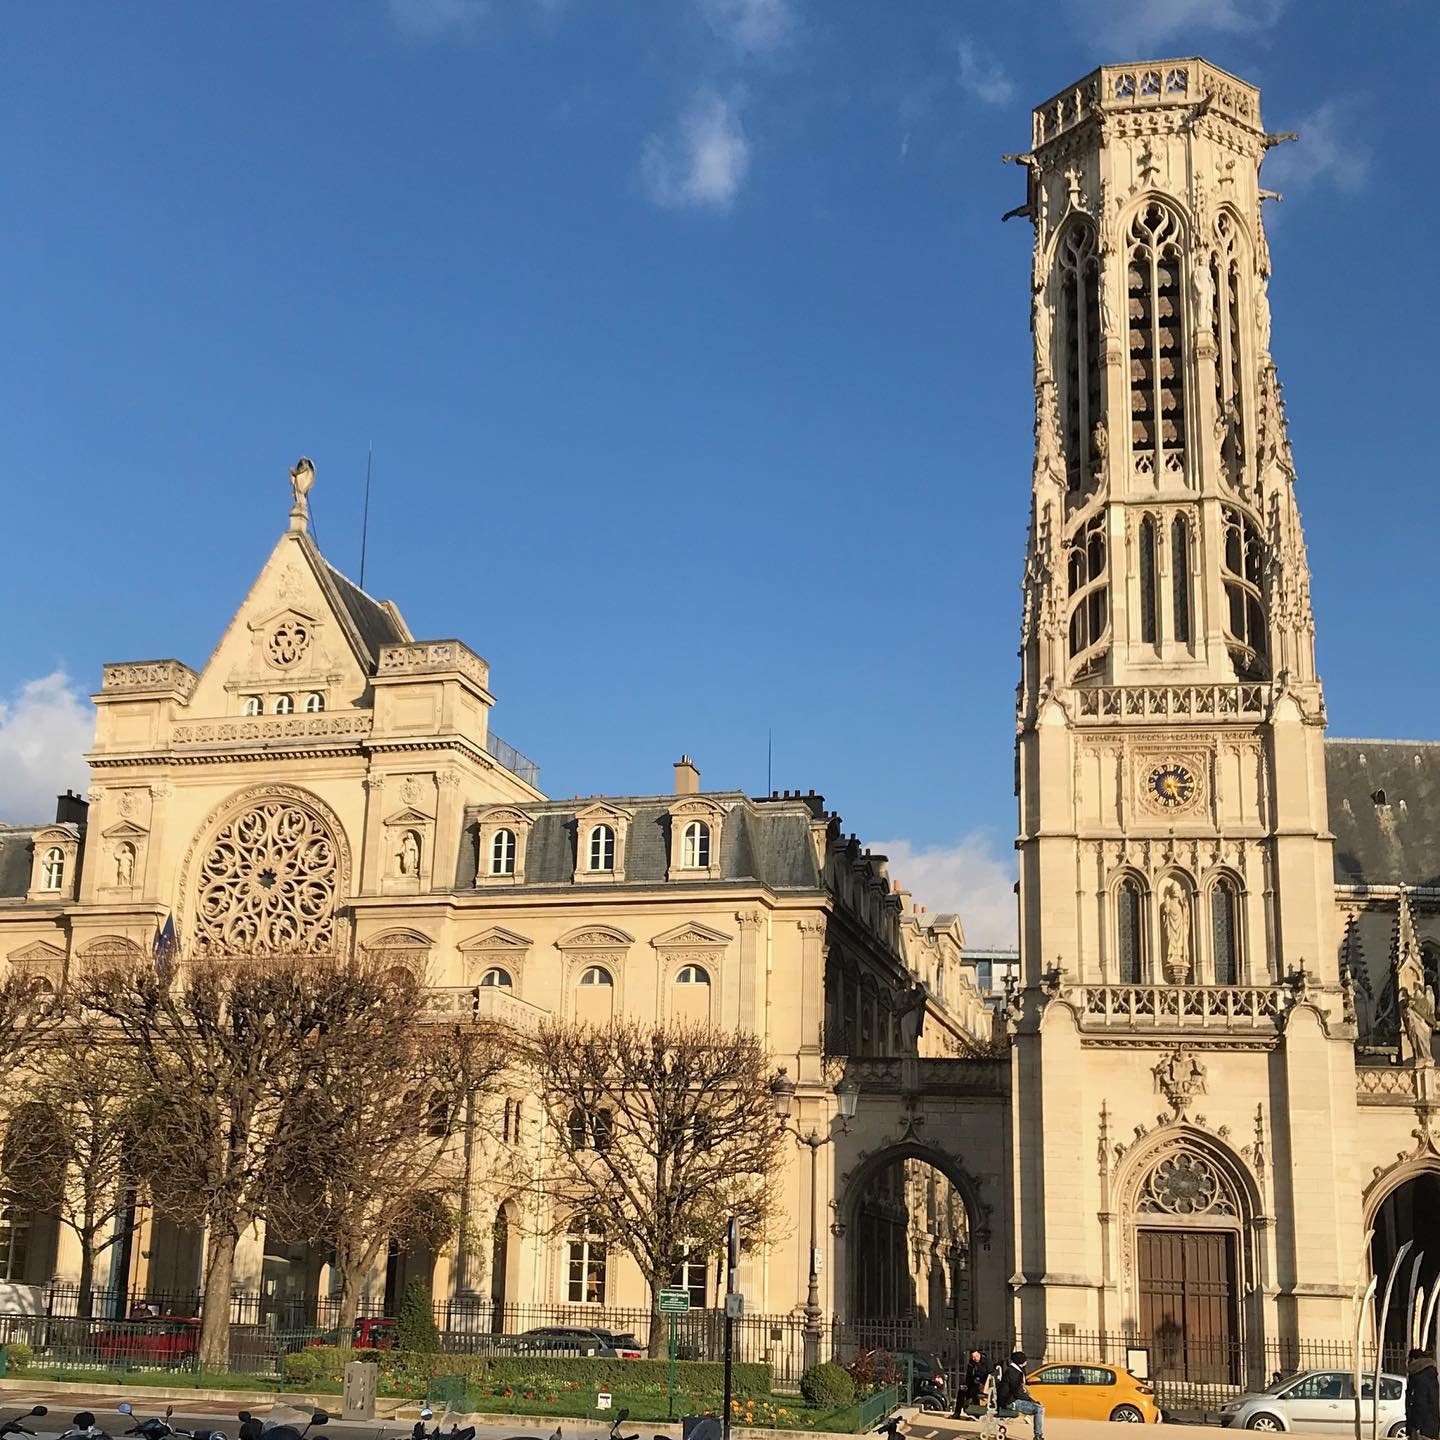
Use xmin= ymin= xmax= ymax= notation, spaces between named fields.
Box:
xmin=1366 ymin=1159 xmax=1440 ymax=1352
xmin=838 ymin=1140 xmax=991 ymax=1356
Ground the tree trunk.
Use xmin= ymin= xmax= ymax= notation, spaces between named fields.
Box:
xmin=198 ymin=1229 xmax=237 ymax=1373
xmin=647 ymin=1268 xmax=667 ymax=1359
xmin=76 ymin=1239 xmax=95 ymax=1320
xmin=335 ymin=1258 xmax=371 ymax=1344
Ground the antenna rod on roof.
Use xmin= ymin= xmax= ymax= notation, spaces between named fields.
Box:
xmin=767 ymin=728 xmax=772 ymax=796
xmin=359 ymin=443 xmax=373 ymax=590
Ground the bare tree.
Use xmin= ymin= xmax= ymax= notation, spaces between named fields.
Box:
xmin=269 ymin=1011 xmax=509 ymax=1337
xmin=3 ymin=1022 xmax=145 ymax=1317
xmin=80 ymin=948 xmax=420 ymax=1372
xmin=528 ymin=1020 xmax=786 ymax=1356
xmin=0 ymin=971 xmax=64 ymax=1092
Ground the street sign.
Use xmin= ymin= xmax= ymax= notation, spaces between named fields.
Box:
xmin=725 ymin=1292 xmax=745 ymax=1319
xmin=658 ymin=1288 xmax=692 ymax=1314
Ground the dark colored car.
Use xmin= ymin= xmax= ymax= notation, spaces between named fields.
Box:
xmin=96 ymin=1316 xmax=200 ymax=1365
xmin=596 ymin=1330 xmax=644 ymax=1360
xmin=508 ymin=1327 xmax=620 ymax=1357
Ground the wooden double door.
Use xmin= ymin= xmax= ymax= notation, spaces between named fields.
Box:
xmin=1137 ymin=1228 xmax=1239 ymax=1383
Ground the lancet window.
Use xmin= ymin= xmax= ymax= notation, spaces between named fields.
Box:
xmin=1066 ymin=514 xmax=1109 ymax=678
xmin=1138 ymin=516 xmax=1159 ymax=648
xmin=1056 ymin=219 xmax=1102 ymax=492
xmin=1210 ymin=878 xmax=1241 ymax=985
xmin=1211 ymin=212 xmax=1248 ymax=487
xmin=1116 ymin=876 xmax=1145 ymax=985
xmin=1221 ymin=505 xmax=1268 ymax=677
xmin=1127 ymin=203 xmax=1187 ymax=483
xmin=1171 ymin=515 xmax=1193 ymax=646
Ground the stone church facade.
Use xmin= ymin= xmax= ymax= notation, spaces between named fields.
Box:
xmin=0 ymin=55 xmax=1436 ymax=1381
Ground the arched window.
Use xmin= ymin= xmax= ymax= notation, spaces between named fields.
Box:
xmin=567 ymin=1107 xmax=612 ymax=1152
xmin=1221 ymin=505 xmax=1268 ymax=677
xmin=578 ymin=965 xmax=613 ymax=988
xmin=675 ymin=964 xmax=710 ymax=986
xmin=241 ymin=696 xmax=261 ymax=717
xmin=1138 ymin=515 xmax=1159 ymax=648
xmin=303 ymin=692 xmax=325 ymax=713
xmin=40 ymin=849 xmax=65 ymax=892
xmin=0 ymin=1198 xmax=31 ymax=1281
xmin=566 ymin=1218 xmax=607 ymax=1304
xmin=1067 ymin=513 xmax=1109 ymax=677
xmin=1055 ymin=219 xmax=1103 ymax=491
xmin=1171 ymin=515 xmax=1192 ymax=646
xmin=480 ymin=967 xmax=512 ymax=989
xmin=1211 ymin=879 xmax=1241 ymax=986
xmin=1116 ymin=877 xmax=1145 ymax=985
xmin=490 ymin=829 xmax=517 ymax=876
xmin=273 ymin=695 xmax=294 ymax=716
xmin=1127 ymin=202 xmax=1187 ymax=482
xmin=1212 ymin=211 xmax=1248 ymax=486
xmin=587 ymin=825 xmax=615 ymax=872
xmin=681 ymin=820 xmax=711 ymax=869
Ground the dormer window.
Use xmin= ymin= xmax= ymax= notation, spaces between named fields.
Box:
xmin=588 ymin=825 xmax=615 ymax=873
xmin=303 ymin=693 xmax=325 ymax=713
xmin=242 ymin=696 xmax=261 ymax=717
xmin=40 ymin=849 xmax=64 ymax=892
xmin=274 ymin=695 xmax=294 ymax=716
xmin=681 ymin=821 xmax=710 ymax=869
xmin=491 ymin=829 xmax=517 ymax=877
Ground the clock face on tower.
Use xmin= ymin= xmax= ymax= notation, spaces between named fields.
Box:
xmin=1148 ymin=762 xmax=1198 ymax=810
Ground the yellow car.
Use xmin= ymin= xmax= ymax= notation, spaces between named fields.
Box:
xmin=1023 ymin=1361 xmax=1163 ymax=1423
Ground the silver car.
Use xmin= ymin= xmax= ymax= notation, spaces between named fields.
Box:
xmin=1220 ymin=1369 xmax=1406 ymax=1434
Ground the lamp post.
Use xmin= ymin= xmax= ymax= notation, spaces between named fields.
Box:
xmin=769 ymin=1067 xmax=859 ymax=1373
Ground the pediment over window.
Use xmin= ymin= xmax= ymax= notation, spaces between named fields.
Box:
xmin=363 ymin=928 xmax=433 ymax=951
xmin=384 ymin=805 xmax=434 ymax=827
xmin=573 ymin=802 xmax=634 ymax=826
xmin=478 ymin=806 xmax=531 ymax=829
xmin=652 ymin=922 xmax=732 ymax=949
xmin=101 ymin=820 xmax=149 ymax=841
xmin=459 ymin=926 xmax=533 ymax=953
xmin=9 ymin=941 xmax=65 ymax=968
xmin=557 ymin=925 xmax=635 ymax=950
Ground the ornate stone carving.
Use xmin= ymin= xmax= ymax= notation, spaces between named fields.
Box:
xmin=1137 ymin=1149 xmax=1234 ymax=1217
xmin=1152 ymin=1047 xmax=1206 ymax=1111
xmin=1160 ymin=882 xmax=1192 ymax=982
xmin=101 ymin=660 xmax=199 ymax=698
xmin=192 ymin=796 xmax=341 ymax=954
xmin=266 ymin=618 xmax=312 ymax=668
xmin=172 ymin=714 xmax=372 ymax=745
xmin=377 ymin=641 xmax=490 ymax=691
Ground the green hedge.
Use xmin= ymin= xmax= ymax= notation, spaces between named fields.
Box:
xmin=283 ymin=1347 xmax=771 ymax=1398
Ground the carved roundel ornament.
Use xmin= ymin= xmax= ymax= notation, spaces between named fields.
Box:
xmin=267 ymin=619 xmax=311 ymax=668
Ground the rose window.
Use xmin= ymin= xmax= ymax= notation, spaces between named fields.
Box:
xmin=1137 ymin=1150 xmax=1234 ymax=1217
xmin=267 ymin=620 xmax=311 ymax=668
xmin=195 ymin=800 xmax=338 ymax=954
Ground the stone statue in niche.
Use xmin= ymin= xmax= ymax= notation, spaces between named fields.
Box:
xmin=1401 ymin=986 xmax=1437 ymax=1068
xmin=115 ymin=844 xmax=135 ymax=887
xmin=1191 ymin=253 xmax=1216 ymax=338
xmin=397 ymin=831 xmax=421 ymax=878
xmin=1160 ymin=882 xmax=1192 ymax=982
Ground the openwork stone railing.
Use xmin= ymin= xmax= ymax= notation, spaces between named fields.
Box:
xmin=1072 ymin=684 xmax=1268 ymax=723
xmin=171 ymin=714 xmax=373 ymax=745
xmin=1356 ymin=1066 xmax=1438 ymax=1105
xmin=377 ymin=640 xmax=490 ymax=691
xmin=1032 ymin=60 xmax=1260 ymax=148
xmin=426 ymin=985 xmax=550 ymax=1032
xmin=837 ymin=1055 xmax=1008 ymax=1097
xmin=101 ymin=660 xmax=199 ymax=698
xmin=1079 ymin=984 xmax=1289 ymax=1030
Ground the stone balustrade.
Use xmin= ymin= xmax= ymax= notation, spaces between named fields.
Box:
xmin=101 ymin=659 xmax=200 ymax=698
xmin=1077 ymin=983 xmax=1290 ymax=1031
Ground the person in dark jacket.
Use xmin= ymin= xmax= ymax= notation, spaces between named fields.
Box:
xmin=1408 ymin=1349 xmax=1440 ymax=1440
xmin=952 ymin=1348 xmax=989 ymax=1415
xmin=997 ymin=1351 xmax=1045 ymax=1440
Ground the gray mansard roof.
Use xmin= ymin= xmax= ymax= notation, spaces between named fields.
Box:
xmin=1327 ymin=739 xmax=1440 ymax=888
xmin=0 ymin=828 xmax=40 ymax=901
xmin=454 ymin=794 xmax=822 ymax=891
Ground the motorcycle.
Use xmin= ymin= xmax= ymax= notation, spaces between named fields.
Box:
xmin=0 ymin=1408 xmax=47 ymax=1440
xmin=115 ymin=1402 xmax=226 ymax=1440
xmin=236 ymin=1408 xmax=328 ymax=1440
xmin=411 ymin=1410 xmax=475 ymax=1440
xmin=59 ymin=1414 xmax=115 ymax=1440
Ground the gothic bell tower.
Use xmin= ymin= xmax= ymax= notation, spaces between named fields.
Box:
xmin=1012 ymin=61 xmax=1359 ymax=1353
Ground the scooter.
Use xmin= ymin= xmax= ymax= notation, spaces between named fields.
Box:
xmin=59 ymin=1414 xmax=115 ymax=1440
xmin=236 ymin=1408 xmax=328 ymax=1440
xmin=411 ymin=1410 xmax=475 ymax=1440
xmin=0 ymin=1408 xmax=47 ymax=1440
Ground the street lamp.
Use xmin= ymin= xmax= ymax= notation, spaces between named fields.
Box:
xmin=769 ymin=1067 xmax=859 ymax=1373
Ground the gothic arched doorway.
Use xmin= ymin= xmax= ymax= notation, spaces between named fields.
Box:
xmin=1370 ymin=1168 xmax=1440 ymax=1353
xmin=842 ymin=1143 xmax=978 ymax=1357
xmin=490 ymin=1200 xmax=519 ymax=1333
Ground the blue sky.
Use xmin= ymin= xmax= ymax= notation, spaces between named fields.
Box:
xmin=1 ymin=0 xmax=1435 ymax=942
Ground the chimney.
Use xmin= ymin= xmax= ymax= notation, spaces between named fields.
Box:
xmin=55 ymin=789 xmax=88 ymax=827
xmin=673 ymin=755 xmax=701 ymax=795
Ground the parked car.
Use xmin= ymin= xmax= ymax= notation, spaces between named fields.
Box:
xmin=596 ymin=1330 xmax=644 ymax=1360
xmin=304 ymin=1317 xmax=396 ymax=1351
xmin=506 ymin=1326 xmax=620 ymax=1357
xmin=96 ymin=1315 xmax=200 ymax=1366
xmin=1024 ymin=1361 xmax=1161 ymax=1423
xmin=1220 ymin=1369 xmax=1406 ymax=1433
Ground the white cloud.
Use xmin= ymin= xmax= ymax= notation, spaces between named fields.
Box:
xmin=1061 ymin=0 xmax=1287 ymax=49
xmin=642 ymin=90 xmax=751 ymax=213
xmin=0 ymin=672 xmax=93 ymax=825
xmin=1263 ymin=99 xmax=1370 ymax=195
xmin=697 ymin=0 xmax=795 ymax=56
xmin=877 ymin=834 xmax=1018 ymax=949
xmin=387 ymin=0 xmax=487 ymax=41
xmin=956 ymin=38 xmax=1014 ymax=107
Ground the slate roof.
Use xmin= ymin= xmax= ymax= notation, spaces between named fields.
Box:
xmin=1327 ymin=739 xmax=1440 ymax=888
xmin=0 ymin=829 xmax=39 ymax=901
xmin=454 ymin=794 xmax=821 ymax=892
xmin=318 ymin=557 xmax=409 ymax=665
